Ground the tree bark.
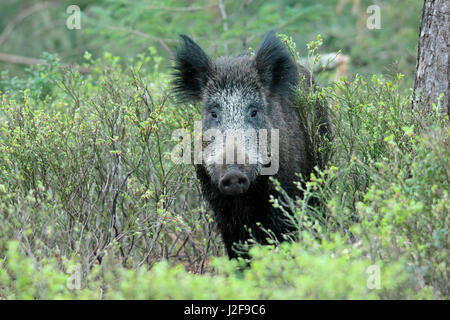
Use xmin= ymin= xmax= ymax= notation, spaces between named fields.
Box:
xmin=413 ymin=0 xmax=450 ymax=116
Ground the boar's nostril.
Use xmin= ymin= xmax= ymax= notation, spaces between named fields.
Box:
xmin=262 ymin=161 xmax=272 ymax=168
xmin=238 ymin=177 xmax=247 ymax=186
xmin=222 ymin=179 xmax=231 ymax=187
xmin=218 ymin=170 xmax=250 ymax=196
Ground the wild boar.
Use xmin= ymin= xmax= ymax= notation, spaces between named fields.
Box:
xmin=172 ymin=31 xmax=327 ymax=259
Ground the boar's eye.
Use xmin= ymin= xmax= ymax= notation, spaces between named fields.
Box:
xmin=248 ymin=103 xmax=260 ymax=118
xmin=207 ymin=102 xmax=220 ymax=120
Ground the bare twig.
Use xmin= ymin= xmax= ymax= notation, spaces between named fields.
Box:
xmin=0 ymin=53 xmax=44 ymax=65
xmin=105 ymin=26 xmax=176 ymax=43
xmin=247 ymin=8 xmax=319 ymax=43
xmin=159 ymin=39 xmax=174 ymax=60
xmin=145 ymin=4 xmax=218 ymax=12
xmin=0 ymin=52 xmax=89 ymax=73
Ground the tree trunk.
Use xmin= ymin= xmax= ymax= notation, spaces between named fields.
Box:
xmin=413 ymin=0 xmax=450 ymax=116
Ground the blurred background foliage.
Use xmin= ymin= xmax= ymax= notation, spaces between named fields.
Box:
xmin=1 ymin=1 xmax=447 ymax=300
xmin=1 ymin=0 xmax=422 ymax=85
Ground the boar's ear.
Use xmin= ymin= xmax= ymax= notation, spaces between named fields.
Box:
xmin=255 ymin=31 xmax=298 ymax=97
xmin=172 ymin=35 xmax=212 ymax=102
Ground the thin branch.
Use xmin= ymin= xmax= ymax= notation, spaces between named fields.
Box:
xmin=0 ymin=52 xmax=89 ymax=73
xmin=247 ymin=7 xmax=321 ymax=43
xmin=105 ymin=25 xmax=176 ymax=43
xmin=217 ymin=0 xmax=229 ymax=32
xmin=145 ymin=4 xmax=218 ymax=12
xmin=218 ymin=0 xmax=229 ymax=55
xmin=159 ymin=39 xmax=174 ymax=59
xmin=105 ymin=26 xmax=177 ymax=58
xmin=0 ymin=53 xmax=44 ymax=65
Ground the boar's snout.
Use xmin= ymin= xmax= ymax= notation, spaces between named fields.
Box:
xmin=218 ymin=170 xmax=250 ymax=196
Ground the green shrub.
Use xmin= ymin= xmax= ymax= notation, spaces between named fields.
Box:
xmin=0 ymin=236 xmax=434 ymax=299
xmin=0 ymin=48 xmax=447 ymax=299
xmin=0 ymin=51 xmax=220 ymax=278
xmin=269 ymin=73 xmax=448 ymax=299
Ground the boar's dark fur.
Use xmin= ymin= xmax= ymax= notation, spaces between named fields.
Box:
xmin=172 ymin=31 xmax=328 ymax=259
